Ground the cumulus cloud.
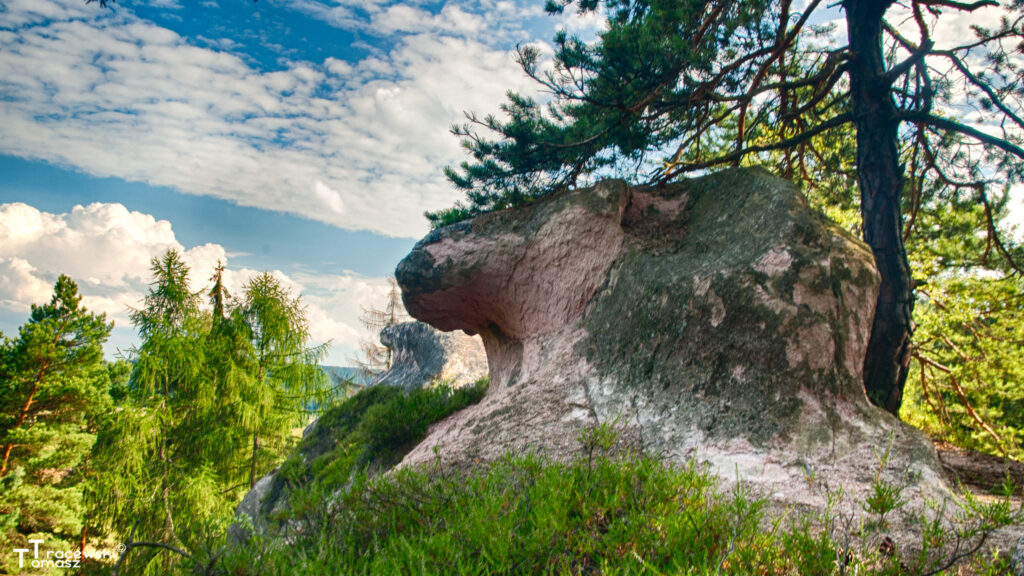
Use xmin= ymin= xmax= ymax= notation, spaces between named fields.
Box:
xmin=0 ymin=0 xmax=549 ymax=238
xmin=0 ymin=258 xmax=53 ymax=313
xmin=0 ymin=202 xmax=181 ymax=297
xmin=0 ymin=202 xmax=388 ymax=364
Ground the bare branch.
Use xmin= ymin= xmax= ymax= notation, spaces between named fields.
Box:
xmin=111 ymin=528 xmax=195 ymax=576
xmin=885 ymin=38 xmax=934 ymax=83
xmin=978 ymin=187 xmax=1024 ymax=275
xmin=941 ymin=53 xmax=1024 ymax=131
xmin=913 ymin=354 xmax=1007 ymax=456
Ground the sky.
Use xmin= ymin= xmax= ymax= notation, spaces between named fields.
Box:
xmin=0 ymin=0 xmax=1019 ymax=366
xmin=0 ymin=0 xmax=602 ymax=365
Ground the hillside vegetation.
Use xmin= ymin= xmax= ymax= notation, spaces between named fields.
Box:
xmin=219 ymin=387 xmax=1022 ymax=576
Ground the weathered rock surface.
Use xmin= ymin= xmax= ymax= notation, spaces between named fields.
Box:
xmin=228 ymin=471 xmax=276 ymax=544
xmin=371 ymin=321 xmax=487 ymax=391
xmin=396 ymin=168 xmax=946 ymax=506
xmin=1013 ymin=535 xmax=1024 ymax=576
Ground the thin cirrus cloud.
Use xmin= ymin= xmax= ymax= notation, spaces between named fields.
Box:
xmin=0 ymin=0 xmax=553 ymax=238
xmin=0 ymin=201 xmax=393 ymax=364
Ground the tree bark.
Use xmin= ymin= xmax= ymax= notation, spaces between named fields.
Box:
xmin=1 ymin=365 xmax=49 ymax=475
xmin=846 ymin=0 xmax=915 ymax=415
xmin=81 ymin=450 xmax=90 ymax=556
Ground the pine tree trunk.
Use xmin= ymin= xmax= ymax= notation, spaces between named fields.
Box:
xmin=1 ymin=366 xmax=48 ymax=475
xmin=81 ymin=451 xmax=90 ymax=556
xmin=846 ymin=0 xmax=914 ymax=415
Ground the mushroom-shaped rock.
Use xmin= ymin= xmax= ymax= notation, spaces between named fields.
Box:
xmin=396 ymin=168 xmax=945 ymax=506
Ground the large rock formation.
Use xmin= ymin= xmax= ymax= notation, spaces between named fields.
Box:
xmin=370 ymin=321 xmax=487 ymax=391
xmin=396 ymin=168 xmax=945 ymax=505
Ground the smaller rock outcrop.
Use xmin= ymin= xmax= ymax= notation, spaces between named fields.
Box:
xmin=371 ymin=321 xmax=487 ymax=391
xmin=227 ymin=472 xmax=276 ymax=544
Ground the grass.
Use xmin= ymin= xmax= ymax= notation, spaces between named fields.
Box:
xmin=212 ymin=413 xmax=1023 ymax=576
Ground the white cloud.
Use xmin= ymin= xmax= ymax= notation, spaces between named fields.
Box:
xmin=557 ymin=2 xmax=606 ymax=37
xmin=0 ymin=258 xmax=53 ymax=312
xmin=288 ymin=270 xmax=395 ymax=352
xmin=0 ymin=0 xmax=549 ymax=238
xmin=371 ymin=4 xmax=487 ymax=36
xmin=0 ymin=202 xmax=388 ymax=364
xmin=313 ymin=180 xmax=345 ymax=214
xmin=0 ymin=202 xmax=179 ymax=294
xmin=0 ymin=0 xmax=585 ymax=362
xmin=323 ymin=56 xmax=353 ymax=77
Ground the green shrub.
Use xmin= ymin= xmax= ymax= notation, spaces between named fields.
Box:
xmin=261 ymin=378 xmax=489 ymax=525
xmin=359 ymin=380 xmax=488 ymax=460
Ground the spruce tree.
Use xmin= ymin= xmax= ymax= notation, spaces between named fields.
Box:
xmin=88 ymin=252 xmax=327 ymax=573
xmin=88 ymin=251 xmax=223 ymax=574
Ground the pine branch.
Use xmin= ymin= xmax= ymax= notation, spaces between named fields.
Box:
xmin=661 ymin=112 xmax=854 ymax=178
xmin=917 ymin=0 xmax=998 ymax=11
xmin=900 ymin=112 xmax=1024 ymax=159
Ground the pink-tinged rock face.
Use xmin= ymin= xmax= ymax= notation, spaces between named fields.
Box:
xmin=396 ymin=169 xmax=947 ymax=522
xmin=397 ymin=180 xmax=630 ymax=388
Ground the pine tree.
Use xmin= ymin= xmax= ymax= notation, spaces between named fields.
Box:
xmin=441 ymin=0 xmax=1024 ymax=415
xmin=0 ymin=276 xmax=112 ymax=571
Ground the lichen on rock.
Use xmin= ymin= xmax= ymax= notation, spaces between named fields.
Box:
xmin=395 ymin=168 xmax=947 ymax=509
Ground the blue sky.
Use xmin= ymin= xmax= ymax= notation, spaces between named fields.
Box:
xmin=2 ymin=0 xmax=1018 ymax=366
xmin=0 ymin=0 xmax=601 ymax=364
